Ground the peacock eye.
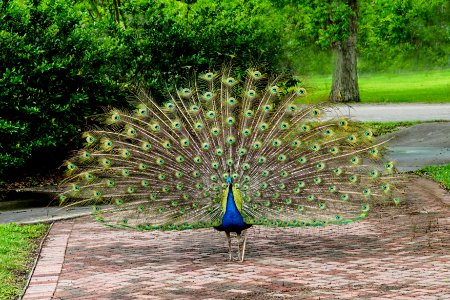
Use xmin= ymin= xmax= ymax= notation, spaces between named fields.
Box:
xmin=311 ymin=109 xmax=320 ymax=116
xmin=252 ymin=71 xmax=261 ymax=78
xmin=204 ymin=92 xmax=213 ymax=100
xmin=297 ymin=88 xmax=306 ymax=95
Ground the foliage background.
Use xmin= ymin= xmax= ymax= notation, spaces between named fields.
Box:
xmin=0 ymin=0 xmax=448 ymax=178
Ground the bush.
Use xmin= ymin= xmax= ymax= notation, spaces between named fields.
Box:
xmin=0 ymin=0 xmax=128 ymax=177
xmin=0 ymin=0 xmax=286 ymax=178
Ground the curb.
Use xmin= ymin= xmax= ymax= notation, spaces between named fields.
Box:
xmin=19 ymin=222 xmax=54 ymax=300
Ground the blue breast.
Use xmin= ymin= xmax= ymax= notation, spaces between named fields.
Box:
xmin=222 ymin=187 xmax=245 ymax=227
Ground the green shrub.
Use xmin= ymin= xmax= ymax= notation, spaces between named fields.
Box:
xmin=0 ymin=0 xmax=285 ymax=177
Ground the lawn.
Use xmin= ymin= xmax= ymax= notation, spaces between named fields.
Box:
xmin=303 ymin=69 xmax=450 ymax=103
xmin=416 ymin=164 xmax=450 ymax=190
xmin=0 ymin=223 xmax=49 ymax=300
xmin=359 ymin=121 xmax=423 ymax=136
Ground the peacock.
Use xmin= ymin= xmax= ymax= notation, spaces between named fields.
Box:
xmin=58 ymin=67 xmax=401 ymax=261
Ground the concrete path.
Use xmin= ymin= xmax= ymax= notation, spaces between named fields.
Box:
xmin=386 ymin=122 xmax=450 ymax=171
xmin=2 ymin=122 xmax=449 ymax=224
xmin=334 ymin=103 xmax=450 ymax=121
xmin=22 ymin=177 xmax=450 ymax=299
xmin=0 ymin=206 xmax=91 ymax=224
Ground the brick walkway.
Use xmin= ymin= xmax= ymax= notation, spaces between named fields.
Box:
xmin=23 ymin=177 xmax=450 ymax=299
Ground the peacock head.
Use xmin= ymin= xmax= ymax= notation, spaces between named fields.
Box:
xmin=226 ymin=176 xmax=232 ymax=184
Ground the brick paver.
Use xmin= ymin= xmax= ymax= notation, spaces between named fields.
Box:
xmin=22 ymin=222 xmax=73 ymax=300
xmin=23 ymin=177 xmax=450 ymax=299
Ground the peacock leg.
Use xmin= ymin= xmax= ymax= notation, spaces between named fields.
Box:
xmin=225 ymin=232 xmax=232 ymax=261
xmin=237 ymin=233 xmax=242 ymax=261
xmin=241 ymin=230 xmax=248 ymax=262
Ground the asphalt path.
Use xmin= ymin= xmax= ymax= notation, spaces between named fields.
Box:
xmin=0 ymin=206 xmax=91 ymax=224
xmin=333 ymin=103 xmax=450 ymax=121
xmin=1 ymin=104 xmax=449 ymax=224
xmin=386 ymin=122 xmax=450 ymax=171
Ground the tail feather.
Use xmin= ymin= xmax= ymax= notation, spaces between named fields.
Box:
xmin=58 ymin=67 xmax=402 ymax=230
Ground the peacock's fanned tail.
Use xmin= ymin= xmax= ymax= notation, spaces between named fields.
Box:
xmin=59 ymin=68 xmax=402 ymax=230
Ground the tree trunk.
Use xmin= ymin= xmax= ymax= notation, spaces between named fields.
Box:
xmin=329 ymin=0 xmax=360 ymax=103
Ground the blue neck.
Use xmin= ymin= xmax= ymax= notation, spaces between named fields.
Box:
xmin=221 ymin=185 xmax=245 ymax=228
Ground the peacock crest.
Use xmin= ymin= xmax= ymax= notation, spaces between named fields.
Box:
xmin=59 ymin=67 xmax=401 ymax=260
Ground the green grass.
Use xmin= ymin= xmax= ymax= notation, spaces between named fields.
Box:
xmin=416 ymin=164 xmax=450 ymax=190
xmin=303 ymin=69 xmax=450 ymax=103
xmin=360 ymin=121 xmax=423 ymax=136
xmin=0 ymin=223 xmax=49 ymax=300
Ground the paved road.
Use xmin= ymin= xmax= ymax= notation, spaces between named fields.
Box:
xmin=333 ymin=103 xmax=450 ymax=121
xmin=0 ymin=206 xmax=91 ymax=224
xmin=22 ymin=177 xmax=450 ymax=299
xmin=386 ymin=122 xmax=450 ymax=171
xmin=1 ymin=121 xmax=449 ymax=224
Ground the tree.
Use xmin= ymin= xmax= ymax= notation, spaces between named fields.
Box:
xmin=273 ymin=0 xmax=361 ymax=102
xmin=329 ymin=0 xmax=360 ymax=102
